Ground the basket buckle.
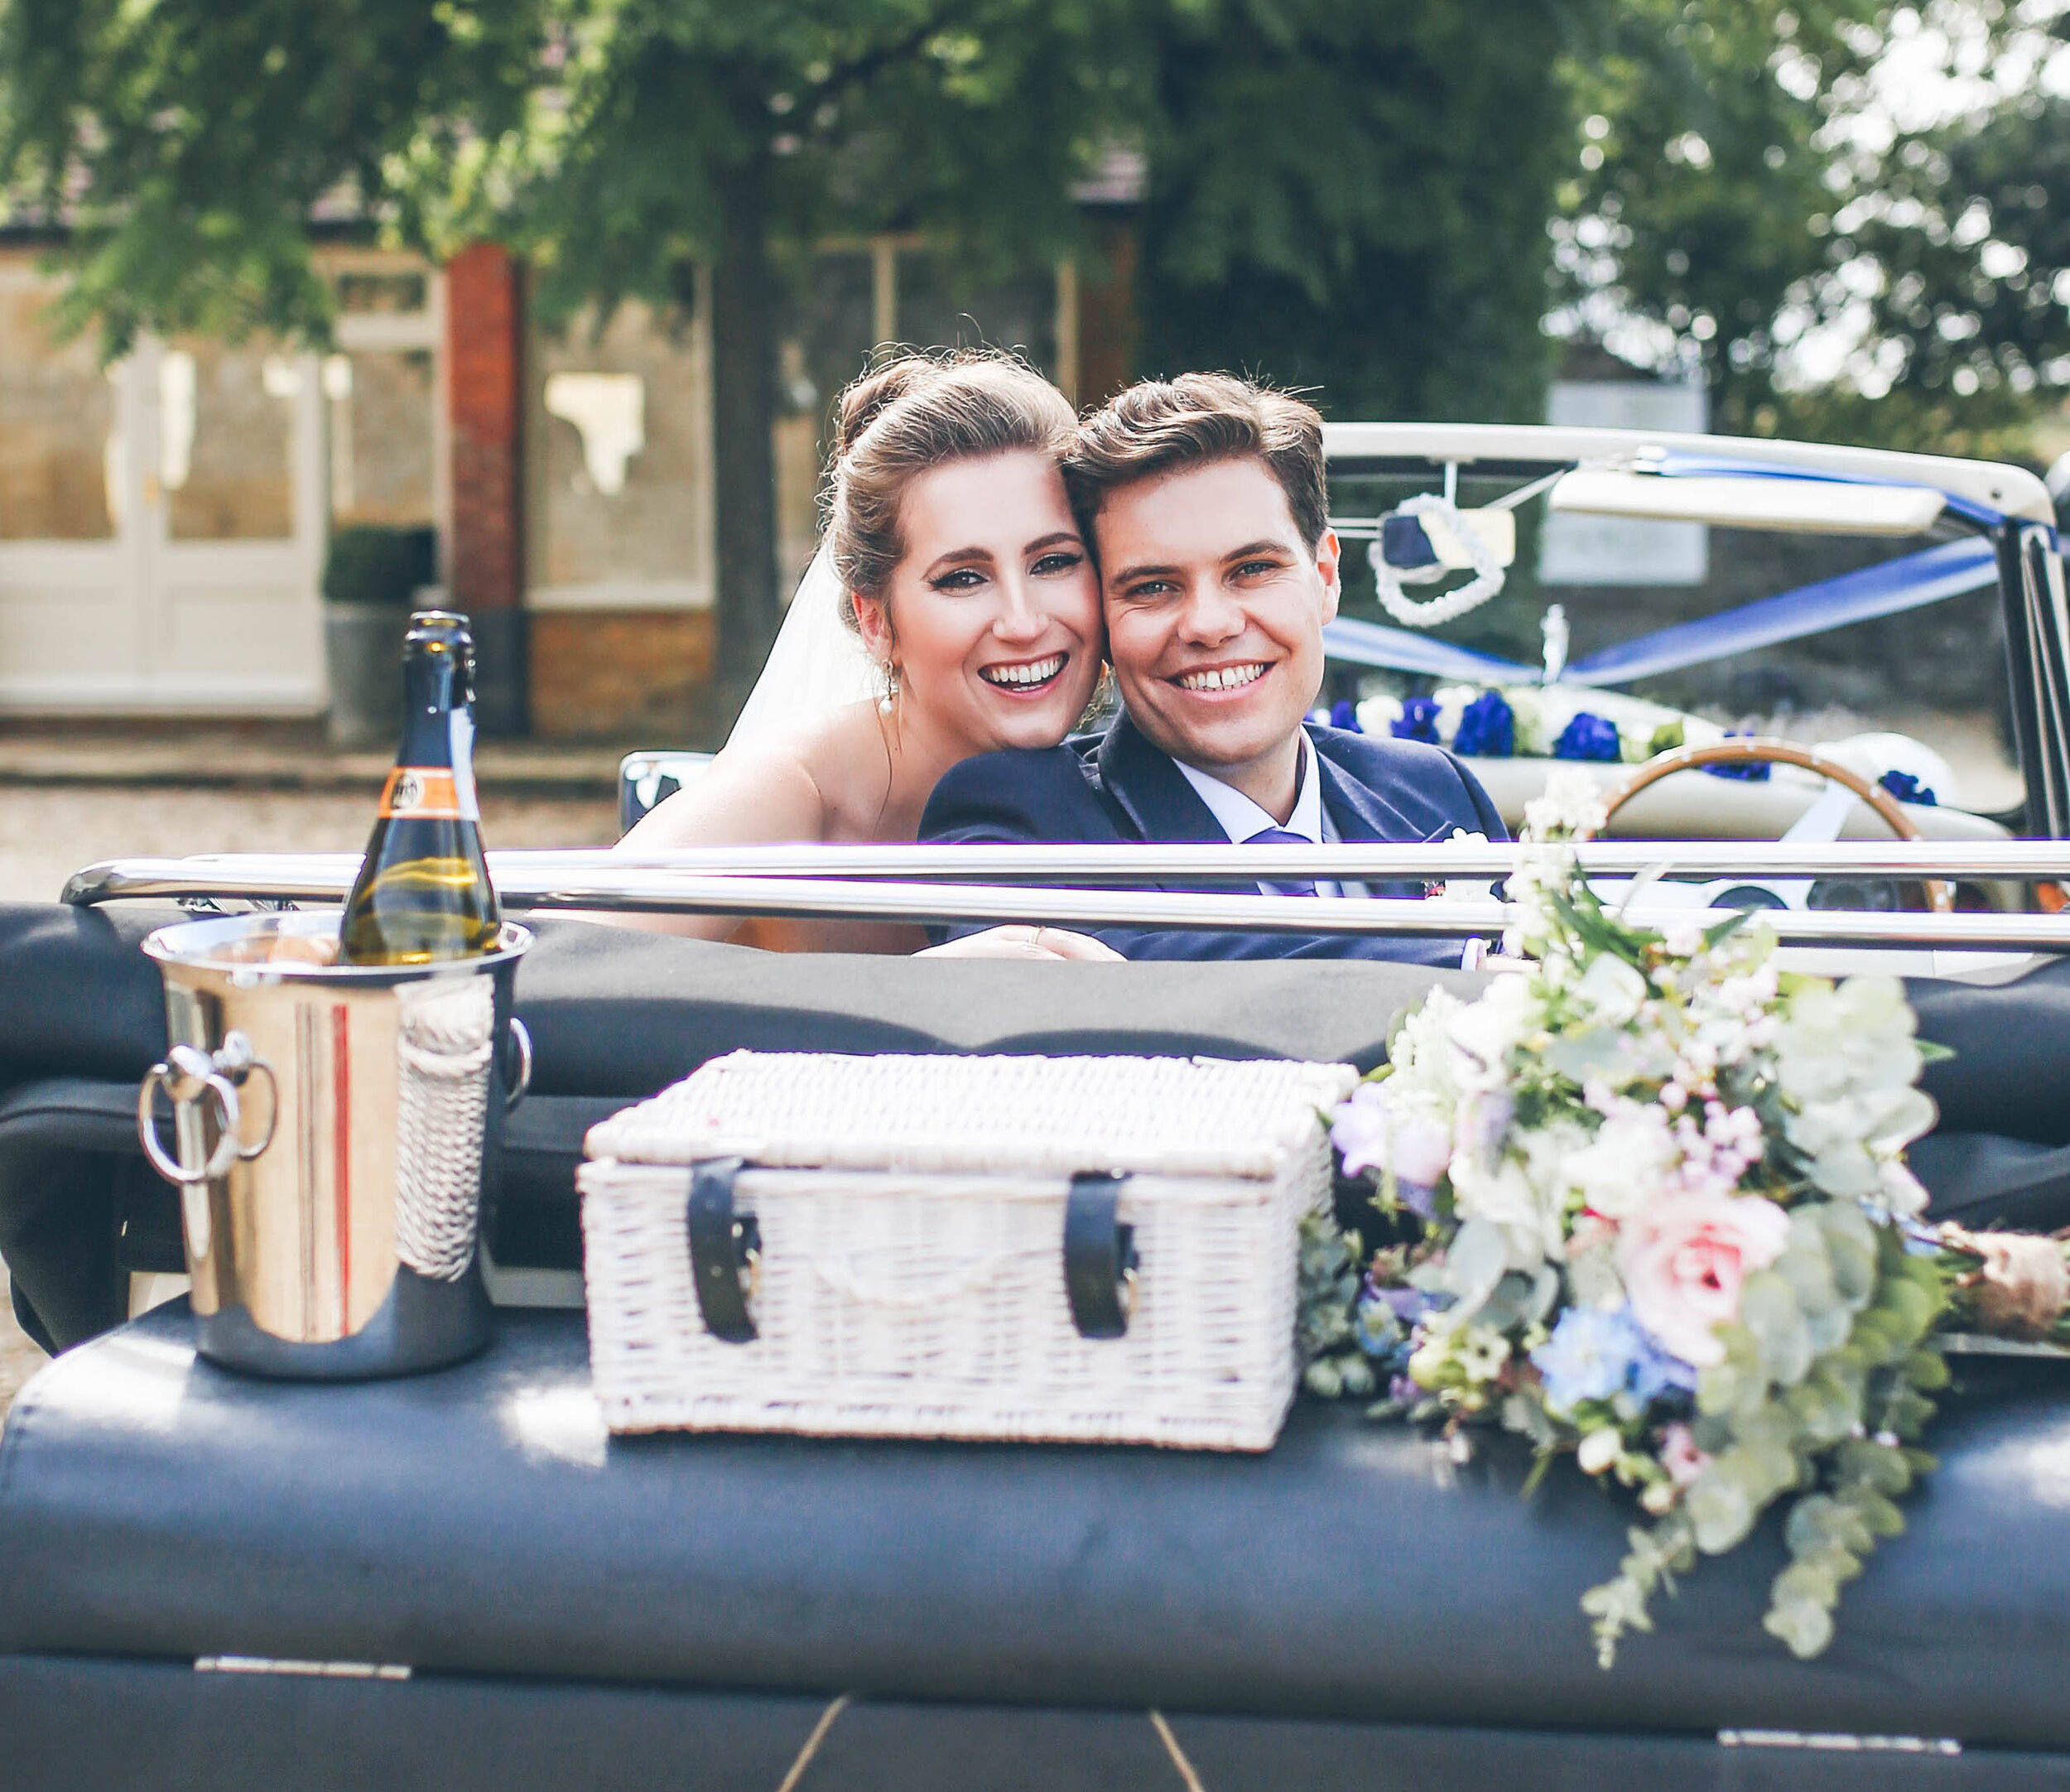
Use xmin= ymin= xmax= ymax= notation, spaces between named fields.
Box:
xmin=1064 ymin=1171 xmax=1138 ymax=1341
xmin=686 ymin=1157 xmax=761 ymax=1344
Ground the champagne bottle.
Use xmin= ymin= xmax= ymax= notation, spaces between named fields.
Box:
xmin=337 ymin=610 xmax=500 ymax=966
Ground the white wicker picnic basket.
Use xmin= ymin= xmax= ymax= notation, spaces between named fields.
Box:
xmin=579 ymin=1051 xmax=1359 ymax=1451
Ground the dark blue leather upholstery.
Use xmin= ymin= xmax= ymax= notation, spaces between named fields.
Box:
xmin=2 ymin=1303 xmax=2068 ymax=1762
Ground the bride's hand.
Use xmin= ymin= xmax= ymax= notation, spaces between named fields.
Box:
xmin=915 ymin=925 xmax=1125 ymax=962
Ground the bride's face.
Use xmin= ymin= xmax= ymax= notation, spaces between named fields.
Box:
xmin=858 ymin=449 xmax=1103 ymax=754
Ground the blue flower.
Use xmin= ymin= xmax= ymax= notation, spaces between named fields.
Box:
xmin=1627 ymin=1334 xmax=1699 ymax=1406
xmin=1553 ymin=712 xmax=1620 ymax=762
xmin=1531 ymin=1307 xmax=1641 ymax=1409
xmin=1454 ymin=690 xmax=1514 ymax=758
xmin=1391 ymin=695 xmax=1442 ymax=744
xmin=1879 ymin=768 xmax=1937 ymax=807
xmin=1530 ymin=1304 xmax=1697 ymax=1414
xmin=1702 ymin=730 xmax=1772 ymax=781
xmin=1330 ymin=697 xmax=1363 ymax=733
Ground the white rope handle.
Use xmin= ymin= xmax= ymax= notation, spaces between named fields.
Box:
xmin=1368 ymin=494 xmax=1506 ymax=628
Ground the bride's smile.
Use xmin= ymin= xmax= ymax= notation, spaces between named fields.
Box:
xmin=856 ymin=448 xmax=1102 ymax=759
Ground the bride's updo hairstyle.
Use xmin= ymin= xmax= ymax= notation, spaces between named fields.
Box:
xmin=826 ymin=349 xmax=1078 ymax=632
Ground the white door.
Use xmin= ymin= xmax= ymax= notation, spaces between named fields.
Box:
xmin=0 ymin=261 xmax=326 ymax=712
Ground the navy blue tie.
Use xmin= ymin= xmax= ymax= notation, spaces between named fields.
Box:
xmin=1244 ymin=826 xmax=1317 ymax=898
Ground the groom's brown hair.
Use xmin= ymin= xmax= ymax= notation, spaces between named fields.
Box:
xmin=1064 ymin=373 xmax=1329 ymax=550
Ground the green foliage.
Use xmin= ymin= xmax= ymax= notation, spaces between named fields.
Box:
xmin=1296 ymin=1213 xmax=1374 ymax=1401
xmin=1586 ymin=1231 xmax=1950 ymax=1667
xmin=0 ymin=0 xmax=550 ymax=355
xmin=476 ymin=0 xmax=1154 ymax=333
xmin=1137 ymin=0 xmax=1577 ymax=421
xmin=1552 ymin=2 xmax=2070 ymax=460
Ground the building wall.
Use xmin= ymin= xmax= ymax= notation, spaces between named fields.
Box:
xmin=0 ymin=229 xmax=1114 ymax=734
xmin=522 ymin=243 xmax=1076 ymax=743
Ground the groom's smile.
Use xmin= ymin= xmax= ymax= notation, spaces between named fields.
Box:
xmin=1097 ymin=457 xmax=1341 ymax=821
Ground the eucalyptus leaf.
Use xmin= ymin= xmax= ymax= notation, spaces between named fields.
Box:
xmin=1740 ymin=1270 xmax=1814 ymax=1389
xmin=1686 ymin=1471 xmax=1756 ymax=1554
xmin=1429 ymin=1218 xmax=1509 ymax=1332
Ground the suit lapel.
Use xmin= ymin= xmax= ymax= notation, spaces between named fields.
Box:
xmin=1095 ymin=713 xmax=1240 ymax=889
xmin=1312 ymin=727 xmax=1437 ymax=843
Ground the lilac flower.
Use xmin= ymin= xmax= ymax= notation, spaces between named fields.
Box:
xmin=1331 ymin=1086 xmax=1452 ymax=1187
xmin=1454 ymin=1090 xmax=1514 ymax=1175
xmin=1453 ymin=689 xmax=1514 ymax=758
xmin=1392 ymin=1179 xmax=1439 ymax=1221
xmin=1391 ymin=695 xmax=1442 ymax=744
xmin=1553 ymin=712 xmax=1620 ymax=762
xmin=1370 ymin=1284 xmax=1437 ymax=1324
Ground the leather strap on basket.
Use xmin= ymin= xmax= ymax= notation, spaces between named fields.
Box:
xmin=1064 ymin=1172 xmax=1138 ymax=1341
xmin=686 ymin=1157 xmax=761 ymax=1344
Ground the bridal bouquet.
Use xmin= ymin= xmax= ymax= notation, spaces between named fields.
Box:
xmin=1305 ymin=773 xmax=2070 ymax=1667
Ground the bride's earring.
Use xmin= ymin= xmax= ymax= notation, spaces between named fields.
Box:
xmin=878 ymin=659 xmax=901 ymax=715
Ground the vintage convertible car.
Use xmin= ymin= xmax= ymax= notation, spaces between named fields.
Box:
xmin=623 ymin=421 xmax=2069 ymax=937
xmin=2 ymin=425 xmax=2068 ymax=1790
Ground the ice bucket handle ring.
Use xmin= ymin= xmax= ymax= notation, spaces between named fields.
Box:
xmin=502 ymin=1016 xmax=532 ymax=1113
xmin=137 ymin=1033 xmax=279 ymax=1186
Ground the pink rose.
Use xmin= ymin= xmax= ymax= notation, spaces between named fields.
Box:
xmin=1614 ymin=1191 xmax=1791 ymax=1367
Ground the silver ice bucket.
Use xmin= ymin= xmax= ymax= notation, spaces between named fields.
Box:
xmin=137 ymin=912 xmax=533 ymax=1378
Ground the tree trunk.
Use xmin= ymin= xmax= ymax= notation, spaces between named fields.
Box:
xmin=709 ymin=152 xmax=782 ymax=702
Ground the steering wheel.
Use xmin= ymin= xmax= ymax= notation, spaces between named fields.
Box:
xmin=1581 ymin=735 xmax=1955 ymax=915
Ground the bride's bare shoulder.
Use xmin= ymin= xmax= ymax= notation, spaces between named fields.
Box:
xmin=620 ymin=730 xmax=832 ymax=848
xmin=621 ymin=703 xmax=885 ymax=849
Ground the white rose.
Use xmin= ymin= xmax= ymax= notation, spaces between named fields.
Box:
xmin=1562 ymin=1108 xmax=1678 ymax=1220
xmin=1445 ymin=976 xmax=1536 ymax=1086
xmin=1577 ymin=1428 xmax=1623 ymax=1475
xmin=1572 ymin=952 xmax=1649 ymax=1026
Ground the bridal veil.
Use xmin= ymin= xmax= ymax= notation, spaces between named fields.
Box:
xmin=724 ymin=543 xmax=877 ymax=751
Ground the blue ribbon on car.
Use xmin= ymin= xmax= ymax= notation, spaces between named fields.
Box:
xmin=1321 ymin=536 xmax=2000 ymax=691
xmin=1562 ymin=536 xmax=2000 ymax=687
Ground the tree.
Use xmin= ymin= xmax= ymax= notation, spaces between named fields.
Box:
xmin=0 ymin=0 xmax=547 ymax=351
xmin=1137 ymin=0 xmax=1579 ymax=424
xmin=1548 ymin=0 xmax=2070 ymax=461
xmin=0 ymin=0 xmax=1149 ymax=693
xmin=463 ymin=0 xmax=1153 ymax=686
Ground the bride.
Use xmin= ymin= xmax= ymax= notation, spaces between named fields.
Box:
xmin=611 ymin=349 xmax=1118 ymax=958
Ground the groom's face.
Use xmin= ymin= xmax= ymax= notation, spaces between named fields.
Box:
xmin=1096 ymin=456 xmax=1340 ymax=788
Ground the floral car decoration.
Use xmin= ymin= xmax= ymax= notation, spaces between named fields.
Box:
xmin=1301 ymin=772 xmax=2069 ymax=1667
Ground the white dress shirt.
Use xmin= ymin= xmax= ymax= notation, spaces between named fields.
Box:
xmin=1172 ymin=735 xmax=1364 ymax=898
xmin=1172 ymin=733 xmax=1490 ymax=966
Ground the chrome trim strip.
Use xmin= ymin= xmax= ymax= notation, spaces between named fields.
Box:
xmin=60 ymin=838 xmax=2070 ymax=906
xmin=59 ymin=860 xmax=2070 ymax=950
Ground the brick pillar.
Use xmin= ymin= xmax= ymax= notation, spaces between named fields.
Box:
xmin=445 ymin=243 xmax=527 ymax=736
xmin=1077 ymin=217 xmax=1140 ymax=405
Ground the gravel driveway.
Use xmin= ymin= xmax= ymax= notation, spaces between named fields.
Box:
xmin=0 ymin=783 xmax=619 ymax=1409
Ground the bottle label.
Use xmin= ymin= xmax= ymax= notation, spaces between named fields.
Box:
xmin=378 ymin=767 xmax=475 ymax=821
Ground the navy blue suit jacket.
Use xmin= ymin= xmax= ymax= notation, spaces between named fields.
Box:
xmin=918 ymin=712 xmax=1507 ymax=965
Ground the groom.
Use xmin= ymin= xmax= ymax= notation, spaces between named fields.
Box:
xmin=919 ymin=373 xmax=1505 ymax=963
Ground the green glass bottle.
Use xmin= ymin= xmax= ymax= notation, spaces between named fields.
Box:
xmin=337 ymin=610 xmax=500 ymax=966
